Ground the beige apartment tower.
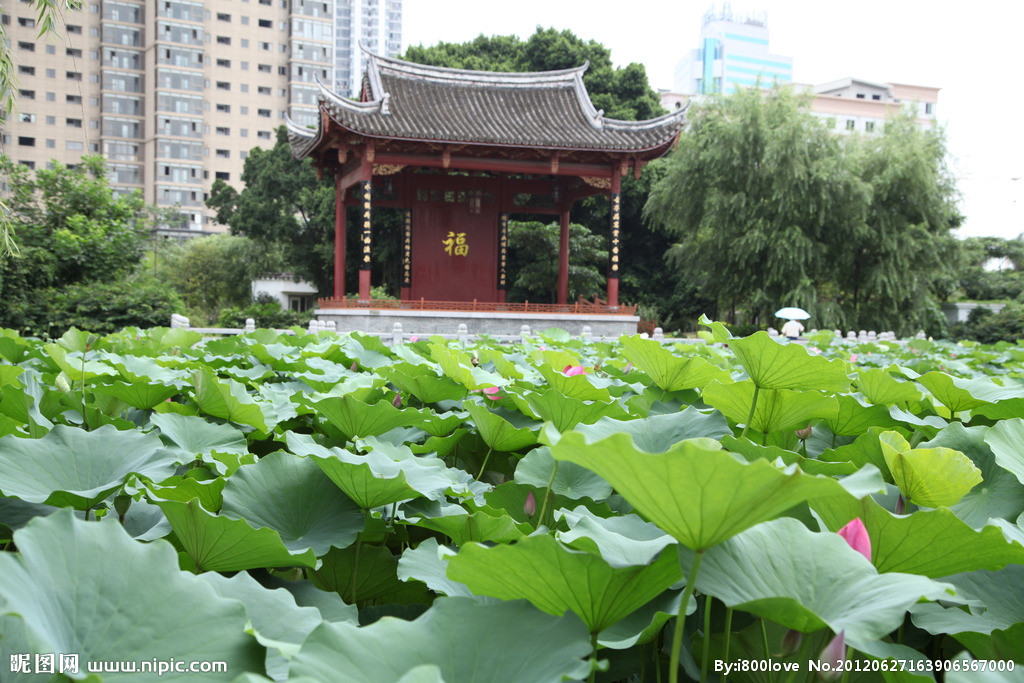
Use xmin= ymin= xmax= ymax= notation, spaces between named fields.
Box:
xmin=0 ymin=0 xmax=335 ymax=234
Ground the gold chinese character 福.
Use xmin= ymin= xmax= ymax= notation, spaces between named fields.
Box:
xmin=442 ymin=231 xmax=469 ymax=257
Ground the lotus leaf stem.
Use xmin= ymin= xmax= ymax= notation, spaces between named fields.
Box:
xmin=476 ymin=446 xmax=494 ymax=481
xmin=536 ymin=462 xmax=558 ymax=528
xmin=722 ymin=608 xmax=734 ymax=683
xmin=588 ymin=631 xmax=599 ymax=683
xmin=701 ymin=595 xmax=712 ymax=683
xmin=761 ymin=619 xmax=774 ymax=683
xmin=670 ymin=549 xmax=704 ymax=683
xmin=741 ymin=384 xmax=760 ymax=439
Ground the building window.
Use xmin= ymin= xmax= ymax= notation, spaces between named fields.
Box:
xmin=258 ymin=19 xmax=272 ymax=28
xmin=19 ymin=89 xmax=35 ymax=99
xmin=66 ymin=24 xmax=82 ymax=34
xmin=67 ymin=94 xmax=82 ymax=104
xmin=855 ymin=93 xmax=865 ymax=99
xmin=66 ymin=118 xmax=83 ymax=127
xmin=17 ymin=136 xmax=35 ymax=146
xmin=216 ymin=12 xmax=230 ymax=21
xmin=215 ymin=149 xmax=230 ymax=158
xmin=66 ymin=47 xmax=82 ymax=57
xmin=67 ymin=140 xmax=84 ymax=150
xmin=216 ymin=36 xmax=231 ymax=45
xmin=257 ymin=86 xmax=271 ymax=95
xmin=17 ymin=41 xmax=34 ymax=51
xmin=215 ymin=126 xmax=229 ymax=135
xmin=257 ymin=130 xmax=271 ymax=139
xmin=871 ymin=94 xmax=881 ymax=101
xmin=20 ymin=161 xmax=36 ymax=169
xmin=865 ymin=121 xmax=875 ymax=133
xmin=46 ymin=139 xmax=55 ymax=148
xmin=257 ymin=108 xmax=271 ymax=118
xmin=46 ymin=68 xmax=55 ymax=78
xmin=216 ymin=58 xmax=231 ymax=67
xmin=46 ymin=115 xmax=55 ymax=124
xmin=66 ymin=71 xmax=82 ymax=81
xmin=215 ymin=171 xmax=230 ymax=180
xmin=258 ymin=64 xmax=271 ymax=73
xmin=18 ymin=113 xmax=35 ymax=123
xmin=925 ymin=103 xmax=934 ymax=115
xmin=216 ymin=81 xmax=230 ymax=90
xmin=845 ymin=120 xmax=855 ymax=131
xmin=216 ymin=103 xmax=231 ymax=113
xmin=241 ymin=16 xmax=249 ymax=25
xmin=17 ymin=17 xmax=36 ymax=28
xmin=18 ymin=65 xmax=35 ymax=75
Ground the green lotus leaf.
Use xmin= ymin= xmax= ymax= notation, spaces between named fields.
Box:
xmin=825 ymin=393 xmax=898 ymax=435
xmin=819 ymin=426 xmax=899 ymax=481
xmin=574 ymin=406 xmax=731 ymax=452
xmin=149 ymin=476 xmax=226 ymax=514
xmin=383 ymin=363 xmax=467 ymax=403
xmin=555 ymin=506 xmax=676 ymax=568
xmin=855 ymin=366 xmax=923 ymax=406
xmin=0 ymin=424 xmax=175 ymax=509
xmin=156 ymin=498 xmax=317 ymax=572
xmin=286 ymin=432 xmax=451 ymax=508
xmin=911 ymin=565 xmax=1024 ymax=641
xmin=429 ymin=344 xmax=504 ymax=389
xmin=192 ymin=368 xmax=271 ymax=432
xmin=151 ymin=411 xmax=248 ymax=462
xmin=43 ymin=343 xmax=115 ymax=382
xmin=952 ymin=623 xmax=1024 ymax=665
xmin=917 ymin=372 xmax=1024 ymax=416
xmin=515 ymin=447 xmax=612 ymax=501
xmin=417 ymin=410 xmax=467 ymax=437
xmin=311 ymin=395 xmax=421 ymax=440
xmin=681 ymin=518 xmax=956 ymax=644
xmin=0 ymin=371 xmax=53 ymax=436
xmin=880 ymin=431 xmax=983 ymax=507
xmin=920 ymin=424 xmax=1024 ymax=527
xmin=548 ymin=430 xmax=864 ymax=550
xmin=289 ymin=597 xmax=591 ymax=682
xmin=598 ymin=589 xmax=688 ymax=650
xmin=220 ymin=451 xmax=364 ymax=555
xmin=407 ymin=506 xmax=531 ymax=545
xmin=464 ymin=401 xmax=538 ymax=451
xmin=812 ymin=493 xmax=1024 ymax=577
xmin=619 ymin=334 xmax=731 ymax=391
xmin=518 ymin=387 xmax=627 ymax=432
xmin=311 ymin=543 xmax=429 ymax=605
xmin=397 ymin=538 xmax=479 ymax=599
xmin=536 ymin=364 xmax=612 ymax=401
xmin=703 ymin=379 xmax=839 ymax=436
xmin=984 ymin=418 xmax=1024 ymax=486
xmin=447 ymin=533 xmax=682 ymax=634
xmin=0 ymin=510 xmax=265 ymax=680
xmin=726 ymin=331 xmax=852 ymax=392
xmin=91 ymin=379 xmax=180 ymax=409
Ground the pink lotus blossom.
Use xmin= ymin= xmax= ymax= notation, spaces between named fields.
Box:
xmin=817 ymin=631 xmax=846 ymax=681
xmin=563 ymin=365 xmax=586 ymax=376
xmin=409 ymin=335 xmax=419 ymax=343
xmin=538 ymin=345 xmax=547 ymax=351
xmin=523 ymin=491 xmax=537 ymax=516
xmin=482 ymin=386 xmax=500 ymax=401
xmin=849 ymin=354 xmax=859 ymax=363
xmin=837 ymin=518 xmax=871 ymax=562
xmin=808 ymin=346 xmax=821 ymax=354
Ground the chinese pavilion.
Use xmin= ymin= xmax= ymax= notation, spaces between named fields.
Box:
xmin=286 ymin=50 xmax=686 ymax=323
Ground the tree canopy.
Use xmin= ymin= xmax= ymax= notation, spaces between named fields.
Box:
xmin=646 ymin=87 xmax=961 ymax=336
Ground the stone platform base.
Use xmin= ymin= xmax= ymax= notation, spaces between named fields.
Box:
xmin=315 ymin=308 xmax=639 ymax=339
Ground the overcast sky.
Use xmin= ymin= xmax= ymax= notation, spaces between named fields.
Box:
xmin=403 ymin=0 xmax=1024 ymax=240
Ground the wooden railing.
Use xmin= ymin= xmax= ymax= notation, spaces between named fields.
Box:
xmin=316 ymin=298 xmax=637 ymax=316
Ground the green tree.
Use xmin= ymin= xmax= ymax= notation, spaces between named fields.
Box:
xmin=506 ymin=221 xmax=605 ymax=303
xmin=953 ymin=236 xmax=1024 ymax=301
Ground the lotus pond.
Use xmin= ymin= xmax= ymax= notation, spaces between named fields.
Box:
xmin=0 ymin=320 xmax=1022 ymax=682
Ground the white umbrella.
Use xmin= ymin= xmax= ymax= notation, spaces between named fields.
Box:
xmin=775 ymin=307 xmax=810 ymax=320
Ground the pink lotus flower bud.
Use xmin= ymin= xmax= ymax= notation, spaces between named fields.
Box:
xmin=781 ymin=629 xmax=802 ymax=656
xmin=409 ymin=335 xmax=419 ymax=343
xmin=837 ymin=518 xmax=871 ymax=562
xmin=562 ymin=364 xmax=586 ymax=376
xmin=538 ymin=345 xmax=547 ymax=351
xmin=623 ymin=361 xmax=633 ymax=374
xmin=849 ymin=354 xmax=858 ymax=363
xmin=392 ymin=392 xmax=402 ymax=408
xmin=817 ymin=630 xmax=846 ymax=681
xmin=350 ymin=361 xmax=359 ymax=372
xmin=482 ymin=386 xmax=500 ymax=401
xmin=523 ymin=491 xmax=536 ymax=517
xmin=795 ymin=424 xmax=812 ymax=440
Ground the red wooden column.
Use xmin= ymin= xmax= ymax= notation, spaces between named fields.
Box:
xmin=333 ymin=175 xmax=347 ymax=300
xmin=607 ymin=167 xmax=622 ymax=308
xmin=358 ymin=179 xmax=372 ymax=301
xmin=557 ymin=207 xmax=570 ymax=305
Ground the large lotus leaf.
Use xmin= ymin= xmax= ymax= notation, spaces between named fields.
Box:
xmin=151 ymin=411 xmax=248 ymax=462
xmin=879 ymin=431 xmax=982 ymax=507
xmin=812 ymin=493 xmax=1024 ymax=577
xmin=463 ymin=401 xmax=538 ymax=451
xmin=220 ymin=451 xmax=364 ymax=555
xmin=953 ymin=624 xmax=1024 ymax=665
xmin=100 ymin=353 xmax=192 ymax=386
xmin=548 ymin=430 xmax=867 ymax=551
xmin=0 ymin=424 xmax=175 ymax=509
xmin=984 ymin=418 xmax=1024 ymax=486
xmin=928 ymin=424 xmax=1024 ymax=528
xmin=150 ymin=476 xmax=226 ymax=513
xmin=43 ymin=343 xmax=115 ymax=382
xmin=289 ymin=597 xmax=591 ymax=682
xmin=703 ymin=380 xmax=839 ymax=435
xmin=382 ymin=363 xmax=467 ymax=403
xmin=407 ymin=506 xmax=531 ymax=545
xmin=157 ymin=498 xmax=316 ymax=572
xmin=192 ymin=368 xmax=271 ymax=432
xmin=555 ymin=506 xmax=676 ymax=568
xmin=258 ymin=575 xmax=358 ymax=625
xmin=311 ymin=395 xmax=421 ymax=440
xmin=91 ymin=379 xmax=180 ymax=409
xmin=618 ymin=334 xmax=731 ymax=391
xmin=947 ymin=651 xmax=1023 ymax=683
xmin=855 ymin=367 xmax=923 ymax=406
xmin=518 ymin=387 xmax=628 ymax=432
xmin=911 ymin=565 xmax=1024 ymax=643
xmin=0 ymin=372 xmax=53 ymax=436
xmin=917 ymin=372 xmax=1024 ymax=415
xmin=398 ymin=538 xmax=480 ymax=598
xmin=311 ymin=544 xmax=429 ymax=605
xmin=536 ymin=364 xmax=612 ymax=402
xmin=286 ymin=432 xmax=450 ymax=508
xmin=429 ymin=344 xmax=504 ymax=389
xmin=825 ymin=394 xmax=898 ymax=435
xmin=680 ymin=518 xmax=956 ymax=645
xmin=598 ymin=589 xmax=688 ymax=650
xmin=515 ymin=447 xmax=613 ymax=501
xmin=417 ymin=410 xmax=467 ymax=438
xmin=819 ymin=426 xmax=898 ymax=480
xmin=0 ymin=510 xmax=265 ymax=680
xmin=726 ymin=331 xmax=852 ymax=391
xmin=447 ymin=534 xmax=682 ymax=633
xmin=574 ymin=406 xmax=731 ymax=453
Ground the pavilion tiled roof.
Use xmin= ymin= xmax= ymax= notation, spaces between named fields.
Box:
xmin=288 ymin=51 xmax=687 ymax=160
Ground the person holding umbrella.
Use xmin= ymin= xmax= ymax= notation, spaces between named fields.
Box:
xmin=776 ymin=307 xmax=810 ymax=340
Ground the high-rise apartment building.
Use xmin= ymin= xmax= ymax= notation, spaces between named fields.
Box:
xmin=674 ymin=6 xmax=792 ymax=96
xmin=0 ymin=0 xmax=335 ymax=234
xmin=333 ymin=0 xmax=401 ymax=97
